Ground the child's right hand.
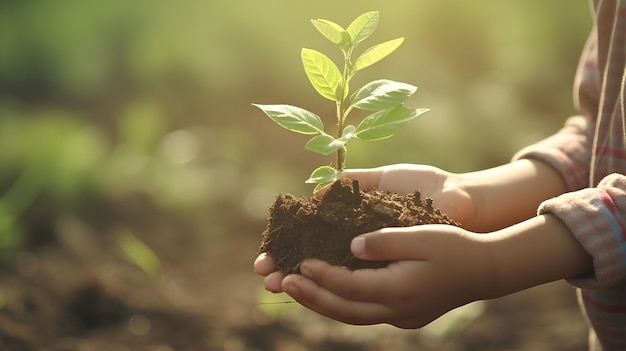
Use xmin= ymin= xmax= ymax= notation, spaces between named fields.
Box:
xmin=342 ymin=164 xmax=475 ymax=226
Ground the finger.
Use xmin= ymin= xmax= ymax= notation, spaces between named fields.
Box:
xmin=312 ymin=168 xmax=382 ymax=199
xmin=264 ymin=271 xmax=286 ymax=293
xmin=282 ymin=273 xmax=393 ymax=325
xmin=342 ymin=168 xmax=382 ymax=191
xmin=254 ymin=252 xmax=277 ymax=276
xmin=351 ymin=226 xmax=452 ymax=261
xmin=297 ymin=259 xmax=391 ymax=303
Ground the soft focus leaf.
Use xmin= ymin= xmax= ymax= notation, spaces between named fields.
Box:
xmin=305 ymin=166 xmax=342 ymax=185
xmin=311 ymin=19 xmax=351 ymax=47
xmin=253 ymin=104 xmax=324 ymax=134
xmin=350 ymin=79 xmax=417 ymax=111
xmin=305 ymin=134 xmax=338 ymax=155
xmin=346 ymin=11 xmax=379 ymax=47
xmin=301 ymin=48 xmax=343 ymax=101
xmin=356 ymin=106 xmax=429 ymax=140
xmin=115 ymin=227 xmax=161 ymax=278
xmin=353 ymin=37 xmax=404 ymax=71
xmin=305 ymin=125 xmax=356 ymax=155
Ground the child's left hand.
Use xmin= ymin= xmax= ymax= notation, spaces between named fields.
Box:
xmin=279 ymin=224 xmax=495 ymax=329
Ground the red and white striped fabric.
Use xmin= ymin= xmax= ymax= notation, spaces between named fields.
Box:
xmin=513 ymin=1 xmax=626 ymax=349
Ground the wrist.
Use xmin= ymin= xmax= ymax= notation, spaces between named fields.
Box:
xmin=441 ymin=173 xmax=480 ymax=230
xmin=485 ymin=214 xmax=592 ymax=298
xmin=456 ymin=159 xmax=567 ymax=232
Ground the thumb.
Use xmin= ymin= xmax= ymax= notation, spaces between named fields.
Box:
xmin=351 ymin=227 xmax=430 ymax=261
xmin=342 ymin=168 xmax=383 ymax=191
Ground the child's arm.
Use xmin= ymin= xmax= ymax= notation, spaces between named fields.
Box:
xmin=456 ymin=158 xmax=567 ymax=231
xmin=345 ymin=158 xmax=566 ymax=232
xmin=280 ymin=214 xmax=593 ymax=328
xmin=255 ymin=158 xmax=568 ymax=292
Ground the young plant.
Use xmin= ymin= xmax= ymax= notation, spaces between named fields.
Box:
xmin=253 ymin=11 xmax=428 ymax=192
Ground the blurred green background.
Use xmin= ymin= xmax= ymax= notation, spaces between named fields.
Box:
xmin=0 ymin=0 xmax=590 ymax=273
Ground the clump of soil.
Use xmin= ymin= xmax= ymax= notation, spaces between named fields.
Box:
xmin=259 ymin=179 xmax=460 ymax=274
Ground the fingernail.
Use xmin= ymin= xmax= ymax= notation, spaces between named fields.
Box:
xmin=351 ymin=236 xmax=365 ymax=257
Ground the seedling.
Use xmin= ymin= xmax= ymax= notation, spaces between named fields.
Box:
xmin=253 ymin=11 xmax=428 ymax=192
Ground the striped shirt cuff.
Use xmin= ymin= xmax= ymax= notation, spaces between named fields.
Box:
xmin=538 ymin=174 xmax=626 ymax=289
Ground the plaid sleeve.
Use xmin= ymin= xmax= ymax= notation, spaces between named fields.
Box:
xmin=512 ymin=116 xmax=594 ymax=192
xmin=538 ymin=173 xmax=626 ymax=288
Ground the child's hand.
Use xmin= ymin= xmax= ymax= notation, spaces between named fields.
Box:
xmin=343 ymin=164 xmax=475 ymax=225
xmin=280 ymin=225 xmax=494 ymax=328
xmin=278 ymin=214 xmax=593 ymax=328
xmin=254 ymin=163 xmax=476 ymax=293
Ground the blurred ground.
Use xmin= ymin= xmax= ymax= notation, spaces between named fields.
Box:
xmin=0 ymin=193 xmax=589 ymax=351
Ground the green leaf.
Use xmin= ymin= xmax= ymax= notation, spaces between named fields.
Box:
xmin=350 ymin=79 xmax=417 ymax=111
xmin=313 ymin=182 xmax=333 ymax=193
xmin=353 ymin=37 xmax=404 ymax=71
xmin=252 ymin=104 xmax=324 ymax=134
xmin=305 ymin=134 xmax=338 ymax=155
xmin=305 ymin=166 xmax=342 ymax=185
xmin=339 ymin=124 xmax=357 ymax=141
xmin=347 ymin=11 xmax=379 ymax=47
xmin=301 ymin=48 xmax=343 ymax=101
xmin=305 ymin=125 xmax=356 ymax=155
xmin=115 ymin=227 xmax=161 ymax=278
xmin=356 ymin=106 xmax=429 ymax=140
xmin=311 ymin=19 xmax=351 ymax=47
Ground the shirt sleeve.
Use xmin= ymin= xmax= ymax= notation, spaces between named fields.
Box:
xmin=538 ymin=173 xmax=626 ymax=288
xmin=512 ymin=115 xmax=594 ymax=192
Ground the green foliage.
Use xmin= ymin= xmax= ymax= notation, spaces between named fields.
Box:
xmin=0 ymin=106 xmax=213 ymax=262
xmin=115 ymin=227 xmax=161 ymax=278
xmin=301 ymin=48 xmax=343 ymax=101
xmin=304 ymin=166 xmax=342 ymax=186
xmin=254 ymin=11 xmax=428 ymax=192
xmin=356 ymin=105 xmax=429 ymax=141
xmin=251 ymin=104 xmax=324 ymax=135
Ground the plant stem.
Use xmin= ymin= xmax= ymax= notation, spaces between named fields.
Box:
xmin=336 ymin=101 xmax=345 ymax=171
xmin=336 ymin=48 xmax=353 ymax=171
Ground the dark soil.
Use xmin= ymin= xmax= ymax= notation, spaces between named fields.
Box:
xmin=260 ymin=179 xmax=459 ymax=274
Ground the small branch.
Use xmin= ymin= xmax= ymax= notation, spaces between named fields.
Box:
xmin=335 ymin=47 xmax=353 ymax=172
